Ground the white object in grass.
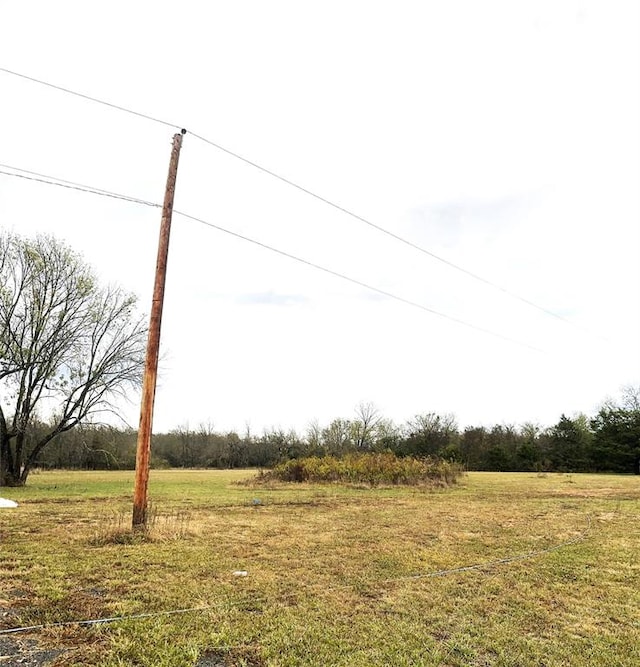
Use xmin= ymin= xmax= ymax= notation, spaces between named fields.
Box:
xmin=232 ymin=570 xmax=248 ymax=577
xmin=0 ymin=497 xmax=18 ymax=508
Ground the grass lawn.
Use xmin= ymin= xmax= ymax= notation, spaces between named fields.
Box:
xmin=0 ymin=470 xmax=638 ymax=666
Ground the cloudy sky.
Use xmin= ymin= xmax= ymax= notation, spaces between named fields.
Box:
xmin=1 ymin=0 xmax=638 ymax=435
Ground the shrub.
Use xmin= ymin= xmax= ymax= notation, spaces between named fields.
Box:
xmin=256 ymin=452 xmax=463 ymax=487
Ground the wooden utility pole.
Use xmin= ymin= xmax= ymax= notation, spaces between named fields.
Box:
xmin=132 ymin=129 xmax=186 ymax=529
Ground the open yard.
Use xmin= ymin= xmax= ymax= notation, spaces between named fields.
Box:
xmin=0 ymin=470 xmax=638 ymax=666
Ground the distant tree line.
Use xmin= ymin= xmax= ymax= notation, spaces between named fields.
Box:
xmin=5 ymin=232 xmax=635 ymax=487
xmin=29 ymin=389 xmax=640 ymax=475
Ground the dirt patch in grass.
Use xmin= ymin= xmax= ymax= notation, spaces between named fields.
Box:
xmin=0 ymin=635 xmax=65 ymax=666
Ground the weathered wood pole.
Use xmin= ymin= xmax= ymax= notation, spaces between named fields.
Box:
xmin=132 ymin=130 xmax=185 ymax=529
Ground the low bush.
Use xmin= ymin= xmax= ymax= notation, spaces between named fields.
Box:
xmin=256 ymin=452 xmax=463 ymax=487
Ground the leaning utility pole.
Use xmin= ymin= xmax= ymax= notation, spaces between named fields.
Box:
xmin=132 ymin=129 xmax=186 ymax=529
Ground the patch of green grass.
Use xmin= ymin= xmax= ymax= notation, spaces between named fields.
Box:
xmin=1 ymin=471 xmax=639 ymax=665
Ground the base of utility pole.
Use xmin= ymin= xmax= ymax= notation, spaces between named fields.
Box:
xmin=132 ymin=508 xmax=148 ymax=531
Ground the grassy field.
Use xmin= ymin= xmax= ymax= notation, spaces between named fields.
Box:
xmin=0 ymin=470 xmax=638 ymax=666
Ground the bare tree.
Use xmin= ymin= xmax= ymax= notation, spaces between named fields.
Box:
xmin=620 ymin=385 xmax=640 ymax=412
xmin=352 ymin=401 xmax=382 ymax=449
xmin=403 ymin=412 xmax=458 ymax=457
xmin=305 ymin=418 xmax=323 ymax=452
xmin=0 ymin=233 xmax=147 ymax=486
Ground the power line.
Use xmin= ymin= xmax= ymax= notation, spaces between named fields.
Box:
xmin=0 ymin=163 xmax=155 ymax=200
xmin=1 ymin=65 xmax=585 ymax=334
xmin=174 ymin=209 xmax=543 ymax=353
xmin=0 ymin=66 xmax=183 ymax=131
xmin=0 ymin=167 xmax=160 ymax=208
xmin=190 ymin=131 xmax=573 ymax=326
xmin=0 ymin=162 xmax=543 ymax=352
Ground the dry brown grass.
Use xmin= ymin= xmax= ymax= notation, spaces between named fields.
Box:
xmin=0 ymin=470 xmax=638 ymax=666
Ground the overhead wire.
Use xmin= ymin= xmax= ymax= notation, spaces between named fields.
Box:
xmin=0 ymin=66 xmax=183 ymax=131
xmin=0 ymin=163 xmax=543 ymax=352
xmin=189 ymin=131 xmax=576 ymax=329
xmin=174 ymin=209 xmax=544 ymax=353
xmin=0 ymin=65 xmax=586 ymax=334
xmin=0 ymin=167 xmax=160 ymax=208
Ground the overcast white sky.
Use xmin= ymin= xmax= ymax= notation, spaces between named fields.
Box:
xmin=1 ymin=0 xmax=638 ymax=435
